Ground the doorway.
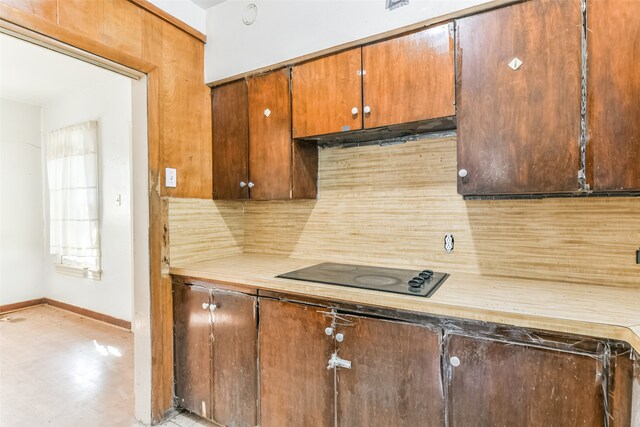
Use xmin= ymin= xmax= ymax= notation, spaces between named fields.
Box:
xmin=0 ymin=29 xmax=151 ymax=425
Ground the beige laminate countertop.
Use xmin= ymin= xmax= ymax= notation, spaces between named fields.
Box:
xmin=170 ymin=254 xmax=640 ymax=352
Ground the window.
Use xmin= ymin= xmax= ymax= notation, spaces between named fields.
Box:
xmin=46 ymin=121 xmax=101 ymax=279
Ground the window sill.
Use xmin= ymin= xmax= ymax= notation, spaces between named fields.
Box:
xmin=55 ymin=264 xmax=102 ymax=281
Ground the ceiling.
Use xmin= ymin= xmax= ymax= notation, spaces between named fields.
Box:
xmin=0 ymin=33 xmax=122 ymax=106
xmin=191 ymin=0 xmax=226 ymax=10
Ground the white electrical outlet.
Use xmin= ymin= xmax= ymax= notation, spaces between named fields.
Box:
xmin=166 ymin=168 xmax=177 ymax=188
xmin=444 ymin=234 xmax=454 ymax=253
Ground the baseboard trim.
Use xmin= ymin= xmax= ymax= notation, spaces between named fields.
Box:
xmin=44 ymin=298 xmax=131 ymax=330
xmin=0 ymin=297 xmax=131 ymax=330
xmin=0 ymin=298 xmax=45 ymax=314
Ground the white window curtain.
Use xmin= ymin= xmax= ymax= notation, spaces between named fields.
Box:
xmin=47 ymin=121 xmax=101 ymax=271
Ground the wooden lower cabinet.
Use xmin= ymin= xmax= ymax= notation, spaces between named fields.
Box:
xmin=173 ymin=283 xmax=212 ymax=418
xmin=258 ymin=299 xmax=445 ymax=427
xmin=173 ymin=282 xmax=257 ymax=427
xmin=446 ymin=334 xmax=606 ymax=427
xmin=336 ymin=315 xmax=445 ymax=427
xmin=174 ymin=284 xmax=637 ymax=426
xmin=258 ymin=298 xmax=335 ymax=427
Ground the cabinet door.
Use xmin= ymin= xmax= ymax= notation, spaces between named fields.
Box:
xmin=248 ymin=69 xmax=292 ymax=200
xmin=363 ymin=24 xmax=455 ymax=129
xmin=258 ymin=299 xmax=334 ymax=427
xmin=212 ymin=80 xmax=249 ymax=200
xmin=446 ymin=334 xmax=605 ymax=426
xmin=456 ymin=0 xmax=582 ymax=195
xmin=587 ymin=0 xmax=640 ymax=191
xmin=173 ymin=283 xmax=212 ymax=418
xmin=292 ymin=48 xmax=363 ymax=138
xmin=336 ymin=316 xmax=445 ymax=427
xmin=210 ymin=290 xmax=258 ymax=427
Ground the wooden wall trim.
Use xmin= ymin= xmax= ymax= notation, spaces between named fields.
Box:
xmin=0 ymin=2 xmax=194 ymax=421
xmin=127 ymin=0 xmax=206 ymax=43
xmin=44 ymin=298 xmax=132 ymax=330
xmin=0 ymin=4 xmax=155 ymax=73
xmin=0 ymin=298 xmax=131 ymax=330
xmin=0 ymin=298 xmax=45 ymax=314
xmin=208 ymin=0 xmax=521 ymax=87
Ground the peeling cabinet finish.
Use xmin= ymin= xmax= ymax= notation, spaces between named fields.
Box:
xmin=173 ymin=283 xmax=212 ymax=419
xmin=445 ymin=333 xmax=607 ymax=426
xmin=335 ymin=315 xmax=445 ymax=427
xmin=258 ymin=298 xmax=334 ymax=427
xmin=174 ymin=278 xmax=638 ymax=426
xmin=172 ymin=282 xmax=258 ymax=427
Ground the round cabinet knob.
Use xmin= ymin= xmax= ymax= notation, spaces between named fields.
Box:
xmin=202 ymin=303 xmax=209 ymax=310
xmin=351 ymin=107 xmax=359 ymax=115
xmin=458 ymin=169 xmax=468 ymax=179
xmin=450 ymin=356 xmax=461 ymax=367
xmin=248 ymin=182 xmax=255 ymax=189
xmin=335 ymin=333 xmax=345 ymax=342
xmin=209 ymin=304 xmax=217 ymax=313
xmin=324 ymin=327 xmax=334 ymax=336
xmin=240 ymin=181 xmax=247 ymax=188
xmin=363 ymin=105 xmax=371 ymax=114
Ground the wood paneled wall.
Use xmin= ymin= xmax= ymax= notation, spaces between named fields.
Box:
xmin=0 ymin=0 xmax=211 ymax=421
xmin=171 ymin=136 xmax=640 ymax=289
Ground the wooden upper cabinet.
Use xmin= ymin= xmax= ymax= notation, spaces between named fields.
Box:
xmin=446 ymin=334 xmax=606 ymax=426
xmin=336 ymin=315 xmax=445 ymax=427
xmin=213 ymin=70 xmax=317 ymax=201
xmin=456 ymin=0 xmax=582 ymax=195
xmin=292 ymin=48 xmax=363 ymax=138
xmin=587 ymin=0 xmax=640 ymax=191
xmin=248 ymin=69 xmax=293 ymax=200
xmin=212 ymin=80 xmax=250 ymax=200
xmin=363 ymin=24 xmax=455 ymax=129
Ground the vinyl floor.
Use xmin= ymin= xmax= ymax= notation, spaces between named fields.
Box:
xmin=0 ymin=305 xmax=135 ymax=426
xmin=0 ymin=305 xmax=218 ymax=427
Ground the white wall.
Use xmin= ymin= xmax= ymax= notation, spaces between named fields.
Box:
xmin=148 ymin=0 xmax=207 ymax=34
xmin=205 ymin=0 xmax=511 ymax=82
xmin=41 ymin=75 xmax=133 ymax=322
xmin=0 ymin=99 xmax=45 ymax=306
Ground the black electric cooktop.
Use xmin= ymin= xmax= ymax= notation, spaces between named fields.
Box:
xmin=277 ymin=262 xmax=448 ymax=297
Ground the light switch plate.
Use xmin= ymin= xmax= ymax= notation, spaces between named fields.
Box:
xmin=166 ymin=168 xmax=177 ymax=188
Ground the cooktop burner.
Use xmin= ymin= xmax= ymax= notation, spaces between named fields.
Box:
xmin=277 ymin=262 xmax=448 ymax=297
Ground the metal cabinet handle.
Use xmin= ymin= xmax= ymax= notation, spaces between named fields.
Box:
xmin=202 ymin=303 xmax=209 ymax=310
xmin=209 ymin=304 xmax=217 ymax=314
xmin=335 ymin=333 xmax=345 ymax=342
xmin=458 ymin=169 xmax=468 ymax=178
xmin=351 ymin=107 xmax=359 ymax=115
xmin=248 ymin=182 xmax=255 ymax=188
xmin=324 ymin=327 xmax=334 ymax=336
xmin=240 ymin=181 xmax=247 ymax=188
xmin=363 ymin=106 xmax=371 ymax=114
